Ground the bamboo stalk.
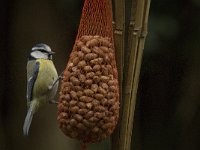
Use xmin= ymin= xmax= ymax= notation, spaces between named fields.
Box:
xmin=113 ymin=0 xmax=125 ymax=104
xmin=113 ymin=0 xmax=151 ymax=149
xmin=124 ymin=0 xmax=151 ymax=149
xmin=119 ymin=1 xmax=144 ymax=148
xmin=111 ymin=0 xmax=125 ymax=149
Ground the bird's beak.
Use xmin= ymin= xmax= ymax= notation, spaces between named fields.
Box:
xmin=49 ymin=51 xmax=55 ymax=55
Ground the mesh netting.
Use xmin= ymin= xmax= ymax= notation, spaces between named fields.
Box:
xmin=76 ymin=0 xmax=113 ymax=41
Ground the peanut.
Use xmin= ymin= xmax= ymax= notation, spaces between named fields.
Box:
xmin=70 ymin=76 xmax=80 ymax=85
xmin=72 ymin=57 xmax=79 ymax=65
xmin=78 ymin=102 xmax=86 ymax=108
xmin=92 ymin=127 xmax=99 ymax=133
xmin=78 ymin=74 xmax=86 ymax=82
xmin=80 ymin=35 xmax=93 ymax=43
xmin=77 ymin=51 xmax=84 ymax=60
xmin=86 ymin=72 xmax=95 ymax=79
xmin=93 ymin=65 xmax=101 ymax=71
xmin=76 ymin=41 xmax=84 ymax=49
xmin=100 ymin=76 xmax=109 ymax=82
xmin=85 ymin=111 xmax=94 ymax=119
xmin=81 ymin=46 xmax=91 ymax=53
xmin=86 ymin=38 xmax=99 ymax=47
xmin=95 ymin=93 xmax=104 ymax=100
xmin=101 ymin=82 xmax=108 ymax=90
xmin=100 ymin=46 xmax=109 ymax=53
xmin=90 ymin=58 xmax=103 ymax=65
xmin=83 ymin=89 xmax=94 ymax=96
xmin=69 ymin=100 xmax=77 ymax=106
xmin=69 ymin=119 xmax=77 ymax=126
xmin=74 ymin=114 xmax=83 ymax=122
xmin=70 ymin=91 xmax=77 ymax=99
xmin=85 ymin=79 xmax=93 ymax=85
xmin=91 ymin=84 xmax=98 ymax=93
xmin=84 ymin=65 xmax=92 ymax=72
xmin=70 ymin=106 xmax=79 ymax=113
xmin=76 ymin=123 xmax=87 ymax=130
xmin=77 ymin=60 xmax=86 ymax=68
xmin=86 ymin=103 xmax=93 ymax=109
xmin=78 ymin=109 xmax=88 ymax=115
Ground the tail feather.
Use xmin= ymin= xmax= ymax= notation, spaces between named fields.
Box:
xmin=23 ymin=107 xmax=34 ymax=136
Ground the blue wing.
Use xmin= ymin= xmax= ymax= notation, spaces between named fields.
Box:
xmin=27 ymin=61 xmax=40 ymax=104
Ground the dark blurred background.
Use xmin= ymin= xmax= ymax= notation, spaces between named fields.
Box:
xmin=0 ymin=0 xmax=200 ymax=150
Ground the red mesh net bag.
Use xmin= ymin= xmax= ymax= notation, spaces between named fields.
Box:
xmin=57 ymin=0 xmax=120 ymax=144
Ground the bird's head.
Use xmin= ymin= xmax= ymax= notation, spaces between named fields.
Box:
xmin=29 ymin=43 xmax=55 ymax=60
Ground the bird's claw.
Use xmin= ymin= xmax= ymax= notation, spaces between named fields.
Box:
xmin=49 ymin=100 xmax=58 ymax=104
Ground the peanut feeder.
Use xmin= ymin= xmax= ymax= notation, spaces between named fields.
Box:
xmin=57 ymin=0 xmax=120 ymax=144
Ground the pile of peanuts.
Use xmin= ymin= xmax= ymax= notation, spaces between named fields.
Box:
xmin=57 ymin=35 xmax=119 ymax=143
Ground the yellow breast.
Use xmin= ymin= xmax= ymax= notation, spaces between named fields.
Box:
xmin=32 ymin=59 xmax=58 ymax=101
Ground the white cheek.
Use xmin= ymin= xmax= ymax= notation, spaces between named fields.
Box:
xmin=31 ymin=51 xmax=48 ymax=59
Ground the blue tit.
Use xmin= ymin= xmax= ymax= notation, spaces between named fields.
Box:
xmin=23 ymin=43 xmax=59 ymax=136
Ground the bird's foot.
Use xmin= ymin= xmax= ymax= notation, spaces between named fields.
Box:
xmin=49 ymin=100 xmax=58 ymax=104
xmin=48 ymin=71 xmax=64 ymax=90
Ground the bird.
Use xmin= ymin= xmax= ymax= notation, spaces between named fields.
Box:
xmin=23 ymin=43 xmax=59 ymax=136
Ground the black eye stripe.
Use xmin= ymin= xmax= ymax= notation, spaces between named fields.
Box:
xmin=39 ymin=49 xmax=48 ymax=53
xmin=32 ymin=49 xmax=48 ymax=53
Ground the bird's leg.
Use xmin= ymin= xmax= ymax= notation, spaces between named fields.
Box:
xmin=49 ymin=100 xmax=58 ymax=104
xmin=48 ymin=71 xmax=64 ymax=90
xmin=48 ymin=72 xmax=64 ymax=105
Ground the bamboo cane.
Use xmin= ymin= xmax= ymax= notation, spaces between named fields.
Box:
xmin=111 ymin=0 xmax=125 ymax=149
xmin=122 ymin=0 xmax=151 ymax=149
xmin=113 ymin=0 xmax=125 ymax=104
xmin=112 ymin=0 xmax=151 ymax=149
